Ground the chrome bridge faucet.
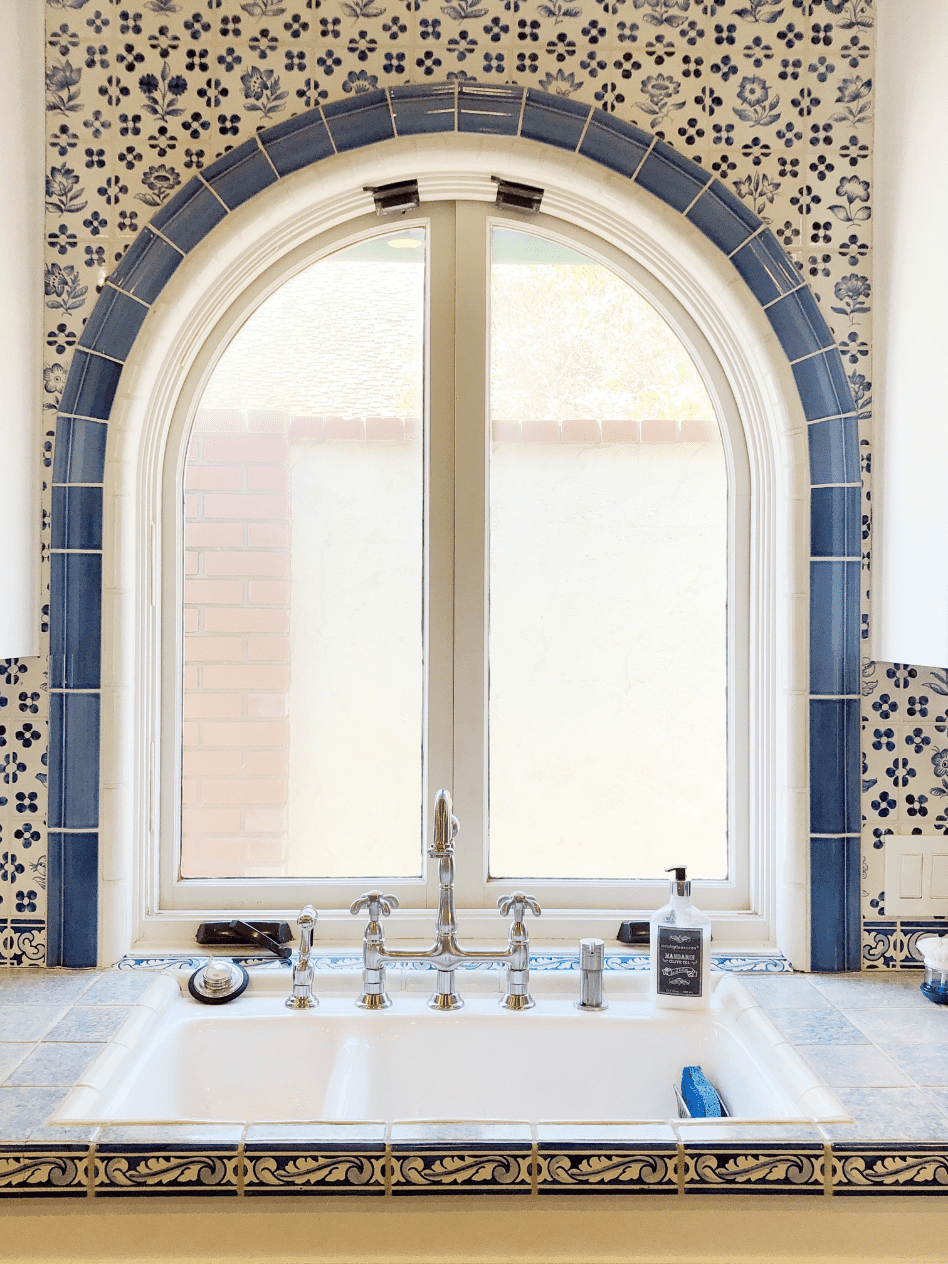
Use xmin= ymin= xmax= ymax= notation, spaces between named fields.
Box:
xmin=350 ymin=789 xmax=541 ymax=1012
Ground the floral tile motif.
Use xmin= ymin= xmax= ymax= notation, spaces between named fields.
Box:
xmin=93 ymin=1146 xmax=240 ymax=1196
xmin=862 ymin=921 xmax=897 ymax=969
xmin=3 ymin=921 xmax=46 ymax=968
xmin=32 ymin=0 xmax=880 ymax=970
xmin=390 ymin=1145 xmax=533 ymax=1194
xmin=536 ymin=1146 xmax=677 ymax=1194
xmin=244 ymin=1148 xmax=387 ymax=1195
xmin=682 ymin=1144 xmax=826 ymax=1194
xmin=0 ymin=1146 xmax=90 ymax=1197
xmin=832 ymin=1146 xmax=948 ymax=1196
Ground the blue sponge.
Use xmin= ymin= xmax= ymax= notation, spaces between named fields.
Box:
xmin=681 ymin=1065 xmax=723 ymax=1118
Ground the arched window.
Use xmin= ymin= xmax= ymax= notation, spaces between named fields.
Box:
xmin=159 ymin=199 xmax=751 ymax=928
xmin=54 ymin=101 xmax=850 ymax=966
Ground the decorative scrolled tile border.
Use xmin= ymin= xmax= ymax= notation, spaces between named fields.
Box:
xmin=536 ymin=1148 xmax=677 ymax=1194
xmin=51 ymin=80 xmax=859 ymax=978
xmin=682 ymin=1145 xmax=826 ymax=1195
xmin=9 ymin=1140 xmax=948 ymax=1197
xmin=92 ymin=1147 xmax=239 ymax=1196
xmin=832 ymin=1147 xmax=948 ymax=1195
xmin=0 ymin=1149 xmax=89 ymax=1197
xmin=390 ymin=1147 xmax=532 ymax=1194
xmin=244 ymin=1150 xmax=386 ymax=1195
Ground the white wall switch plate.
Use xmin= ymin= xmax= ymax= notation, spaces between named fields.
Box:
xmin=884 ymin=835 xmax=948 ymax=917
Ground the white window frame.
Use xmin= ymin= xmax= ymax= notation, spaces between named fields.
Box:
xmin=97 ymin=137 xmax=809 ymax=962
xmin=159 ymin=199 xmax=749 ymax=920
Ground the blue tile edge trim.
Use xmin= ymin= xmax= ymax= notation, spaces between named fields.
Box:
xmin=810 ymin=836 xmax=861 ymax=972
xmin=52 ymin=83 xmax=859 ymax=974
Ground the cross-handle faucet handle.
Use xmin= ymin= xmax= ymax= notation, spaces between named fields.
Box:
xmin=497 ymin=891 xmax=541 ymax=921
xmin=350 ymin=890 xmax=400 ymax=920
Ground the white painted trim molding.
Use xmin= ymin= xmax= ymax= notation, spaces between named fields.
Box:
xmin=874 ymin=0 xmax=948 ymax=668
xmin=96 ymin=134 xmax=810 ymax=968
xmin=0 ymin=0 xmax=43 ymax=657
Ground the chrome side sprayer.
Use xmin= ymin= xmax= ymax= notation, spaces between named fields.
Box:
xmin=285 ymin=904 xmax=318 ymax=1009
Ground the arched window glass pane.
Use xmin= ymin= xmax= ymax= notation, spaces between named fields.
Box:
xmin=488 ymin=227 xmax=728 ymax=881
xmin=179 ymin=229 xmax=426 ymax=879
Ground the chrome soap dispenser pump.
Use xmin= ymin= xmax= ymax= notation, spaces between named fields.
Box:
xmin=650 ymin=865 xmax=711 ymax=1009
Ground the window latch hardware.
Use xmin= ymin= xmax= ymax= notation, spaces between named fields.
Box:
xmin=364 ymin=179 xmax=421 ymax=216
xmin=492 ymin=176 xmax=544 ymax=214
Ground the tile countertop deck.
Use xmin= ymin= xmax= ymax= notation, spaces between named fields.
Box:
xmin=3 ymin=964 xmax=948 ymax=1197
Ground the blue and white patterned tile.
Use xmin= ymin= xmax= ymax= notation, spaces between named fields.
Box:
xmin=682 ymin=1143 xmax=825 ymax=1195
xmin=2 ymin=925 xmax=48 ymax=971
xmin=0 ymin=1144 xmax=90 ymax=1197
xmin=32 ymin=0 xmax=876 ymax=971
xmin=390 ymin=1146 xmax=532 ymax=1194
xmin=93 ymin=1143 xmax=240 ymax=1196
xmin=898 ymin=923 xmax=948 ymax=971
xmin=536 ymin=1143 xmax=677 ymax=1194
xmin=832 ymin=1145 xmax=948 ymax=1196
xmin=390 ymin=1122 xmax=532 ymax=1195
xmin=244 ymin=1124 xmax=388 ymax=1196
xmin=862 ymin=920 xmax=897 ymax=969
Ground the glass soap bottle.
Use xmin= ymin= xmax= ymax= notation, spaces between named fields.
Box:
xmin=650 ymin=865 xmax=711 ymax=1009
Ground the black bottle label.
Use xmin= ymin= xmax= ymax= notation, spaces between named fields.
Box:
xmin=657 ymin=926 xmax=703 ymax=997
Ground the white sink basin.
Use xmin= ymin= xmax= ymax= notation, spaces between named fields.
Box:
xmin=53 ymin=970 xmax=846 ymax=1126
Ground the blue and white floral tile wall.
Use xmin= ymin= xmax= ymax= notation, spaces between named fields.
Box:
xmin=4 ymin=0 xmax=923 ymax=969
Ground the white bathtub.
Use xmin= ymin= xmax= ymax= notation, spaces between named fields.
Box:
xmin=53 ymin=969 xmax=846 ymax=1126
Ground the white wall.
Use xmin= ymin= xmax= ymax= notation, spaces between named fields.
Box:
xmin=873 ymin=0 xmax=948 ymax=667
xmin=0 ymin=0 xmax=42 ymax=657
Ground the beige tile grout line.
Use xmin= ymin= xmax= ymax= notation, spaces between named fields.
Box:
xmin=676 ymin=1141 xmax=685 ymax=1195
xmin=86 ymin=1141 xmax=96 ymax=1197
xmin=823 ymin=1142 xmax=833 ymax=1196
xmin=530 ymin=1141 xmax=538 ymax=1196
xmin=384 ymin=1142 xmax=392 ymax=1195
xmin=237 ymin=1140 xmax=245 ymax=1196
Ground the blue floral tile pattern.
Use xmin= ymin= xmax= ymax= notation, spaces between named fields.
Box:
xmin=35 ymin=0 xmax=880 ymax=972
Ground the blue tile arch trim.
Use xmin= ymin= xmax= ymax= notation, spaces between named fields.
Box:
xmin=49 ymin=83 xmax=859 ymax=971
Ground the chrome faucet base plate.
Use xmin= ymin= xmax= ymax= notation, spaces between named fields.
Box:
xmin=501 ymin=994 xmax=535 ymax=1011
xmin=574 ymin=1000 xmax=608 ymax=1011
xmin=428 ymin=992 xmax=464 ymax=1012
xmin=285 ymin=995 xmax=318 ymax=1010
xmin=357 ymin=993 xmax=392 ymax=1010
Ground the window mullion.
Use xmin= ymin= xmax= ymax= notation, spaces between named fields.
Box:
xmin=426 ymin=204 xmax=460 ymax=910
xmin=451 ymin=201 xmax=490 ymax=908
